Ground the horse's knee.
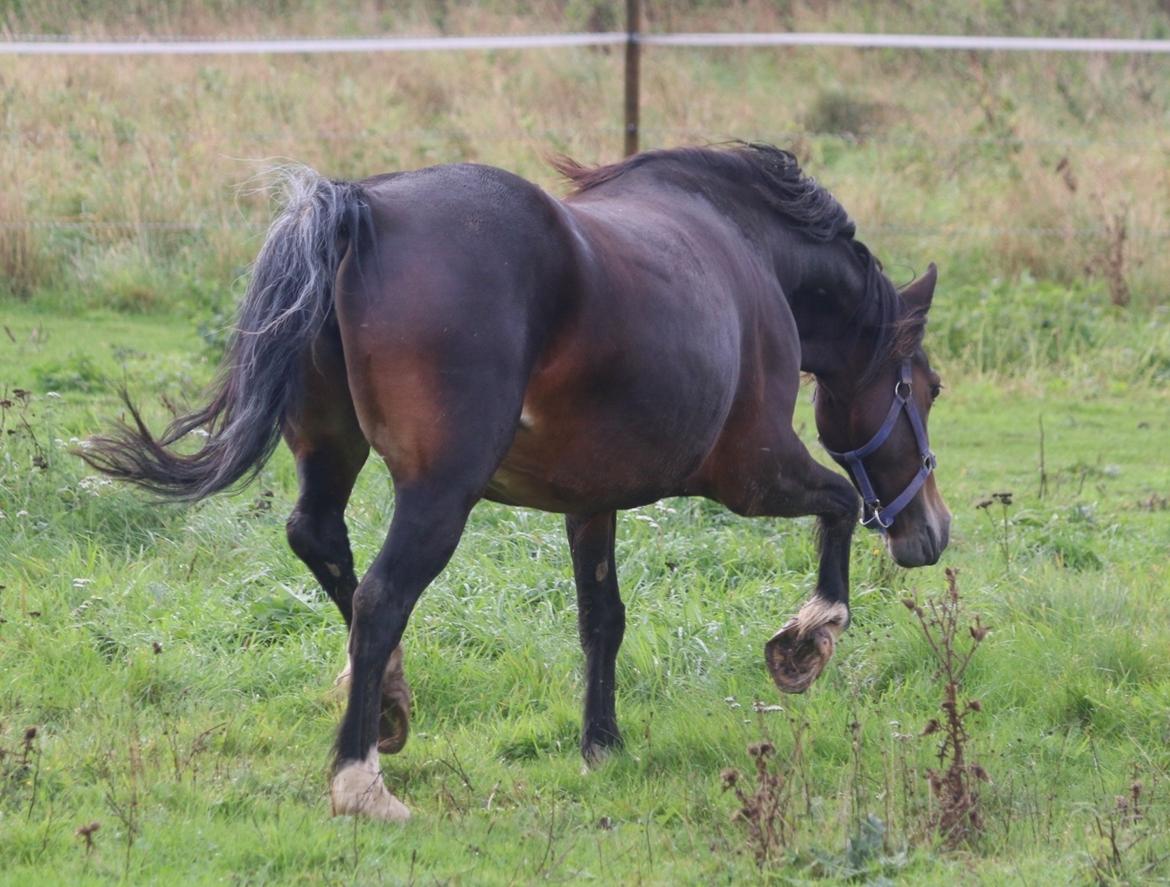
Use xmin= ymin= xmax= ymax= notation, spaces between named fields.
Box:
xmin=827 ymin=479 xmax=862 ymax=524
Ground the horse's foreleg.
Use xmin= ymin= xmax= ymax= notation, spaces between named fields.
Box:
xmin=330 ymin=485 xmax=471 ymax=821
xmin=758 ymin=457 xmax=859 ymax=693
xmin=711 ymin=438 xmax=860 ymax=694
xmin=565 ymin=511 xmax=624 ymax=765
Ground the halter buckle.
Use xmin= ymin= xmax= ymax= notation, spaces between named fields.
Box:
xmin=862 ymin=502 xmax=893 ymax=530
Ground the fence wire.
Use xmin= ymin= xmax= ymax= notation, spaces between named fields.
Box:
xmin=4 ymin=31 xmax=1170 ymax=55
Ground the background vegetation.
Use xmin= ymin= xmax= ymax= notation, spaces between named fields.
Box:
xmin=2 ymin=1 xmax=1169 ymax=883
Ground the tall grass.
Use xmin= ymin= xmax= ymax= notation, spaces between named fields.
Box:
xmin=2 ymin=1 xmax=1170 ymax=312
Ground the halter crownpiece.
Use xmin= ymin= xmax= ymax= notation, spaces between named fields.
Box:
xmin=822 ymin=359 xmax=937 ymax=533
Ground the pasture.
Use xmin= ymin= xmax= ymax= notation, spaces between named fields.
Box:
xmin=3 ymin=1 xmax=1170 ymax=883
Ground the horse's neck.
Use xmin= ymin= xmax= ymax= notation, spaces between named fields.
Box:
xmin=774 ymin=235 xmax=868 ymax=320
xmin=773 ymin=234 xmax=874 ymax=376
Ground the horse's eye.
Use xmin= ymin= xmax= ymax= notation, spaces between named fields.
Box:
xmin=929 ymin=383 xmax=943 ymax=400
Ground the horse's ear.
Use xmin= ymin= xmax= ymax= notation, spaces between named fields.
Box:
xmin=893 ymin=263 xmax=937 ymax=356
xmin=900 ymin=262 xmax=937 ymax=314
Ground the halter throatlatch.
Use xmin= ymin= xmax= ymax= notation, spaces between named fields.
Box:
xmin=822 ymin=359 xmax=937 ymax=533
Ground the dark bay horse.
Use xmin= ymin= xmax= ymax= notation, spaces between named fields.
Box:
xmin=82 ymin=144 xmax=951 ymax=821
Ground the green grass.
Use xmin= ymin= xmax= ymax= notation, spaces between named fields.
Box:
xmin=2 ymin=299 xmax=1169 ymax=883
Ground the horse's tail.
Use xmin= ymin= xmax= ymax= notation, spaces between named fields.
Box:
xmin=79 ymin=168 xmax=367 ymax=501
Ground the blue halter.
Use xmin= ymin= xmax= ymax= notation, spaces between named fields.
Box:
xmin=822 ymin=360 xmax=937 ymax=533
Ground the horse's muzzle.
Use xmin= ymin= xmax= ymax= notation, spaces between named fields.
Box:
xmin=887 ymin=509 xmax=950 ymax=567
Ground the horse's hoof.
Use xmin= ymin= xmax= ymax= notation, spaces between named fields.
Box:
xmin=765 ymin=598 xmax=848 ymax=694
xmin=331 ymin=753 xmax=411 ymax=822
xmin=378 ymin=647 xmax=412 ymax=755
xmin=377 ymin=694 xmax=410 ymax=755
xmin=332 ymin=649 xmax=412 ymax=754
xmin=580 ymin=726 xmax=622 ymax=770
xmin=581 ymin=742 xmax=616 ymax=770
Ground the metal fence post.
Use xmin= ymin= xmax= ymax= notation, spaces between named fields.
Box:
xmin=624 ymin=0 xmax=641 ymax=156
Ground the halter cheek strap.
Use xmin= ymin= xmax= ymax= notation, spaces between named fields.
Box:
xmin=822 ymin=360 xmax=937 ymax=533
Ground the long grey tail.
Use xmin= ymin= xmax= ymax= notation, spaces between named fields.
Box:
xmin=79 ymin=168 xmax=367 ymax=501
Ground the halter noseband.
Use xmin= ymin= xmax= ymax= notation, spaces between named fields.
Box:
xmin=822 ymin=359 xmax=937 ymax=533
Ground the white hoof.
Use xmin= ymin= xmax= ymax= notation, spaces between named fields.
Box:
xmin=330 ymin=750 xmax=410 ymax=822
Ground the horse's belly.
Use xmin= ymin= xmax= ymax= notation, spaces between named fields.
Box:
xmin=483 ymin=459 xmax=671 ymax=513
xmin=483 ymin=406 xmax=715 ymax=514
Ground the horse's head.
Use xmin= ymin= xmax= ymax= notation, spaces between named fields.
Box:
xmin=814 ymin=264 xmax=951 ymax=567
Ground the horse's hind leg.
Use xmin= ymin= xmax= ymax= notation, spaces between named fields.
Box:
xmin=283 ymin=330 xmax=369 ymax=623
xmin=566 ymin=511 xmax=625 ymax=764
xmin=328 ymin=325 xmax=534 ymax=820
xmin=283 ymin=333 xmax=411 ymax=753
xmin=330 ymin=481 xmax=482 ymax=821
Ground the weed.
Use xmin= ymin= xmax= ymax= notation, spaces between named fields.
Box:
xmin=976 ymin=491 xmax=1014 ymax=570
xmin=31 ymin=353 xmax=108 ymax=394
xmin=721 ymin=726 xmax=806 ymax=866
xmin=803 ymin=89 xmax=890 ymax=139
xmin=1037 ymin=414 xmax=1048 ymax=500
xmin=0 ymin=387 xmax=50 ymax=470
xmin=1097 ymin=206 xmax=1131 ymax=308
xmin=0 ymin=724 xmax=43 ymax=832
xmin=903 ymin=568 xmax=989 ymax=848
xmin=1137 ymin=493 xmax=1168 ymax=511
xmin=0 ymin=191 xmax=50 ymax=300
xmin=76 ymin=821 xmax=100 ymax=856
xmin=1086 ymin=765 xmax=1164 ymax=884
xmin=100 ymin=726 xmax=143 ymax=877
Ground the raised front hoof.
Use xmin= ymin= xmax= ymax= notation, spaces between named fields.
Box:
xmin=330 ymin=758 xmax=411 ymax=822
xmin=765 ymin=621 xmax=835 ymax=693
xmin=765 ymin=598 xmax=849 ymax=694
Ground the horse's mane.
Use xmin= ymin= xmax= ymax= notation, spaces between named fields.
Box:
xmin=553 ymin=143 xmax=909 ymax=383
xmin=554 ymin=143 xmax=856 ymax=242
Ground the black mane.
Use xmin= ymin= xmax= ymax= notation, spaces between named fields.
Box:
xmin=555 ymin=143 xmax=855 ymax=243
xmin=555 ymin=143 xmax=905 ymax=383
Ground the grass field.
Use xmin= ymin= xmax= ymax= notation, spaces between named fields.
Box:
xmin=3 ymin=1 xmax=1170 ymax=883
xmin=2 ymin=298 xmax=1169 ymax=883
